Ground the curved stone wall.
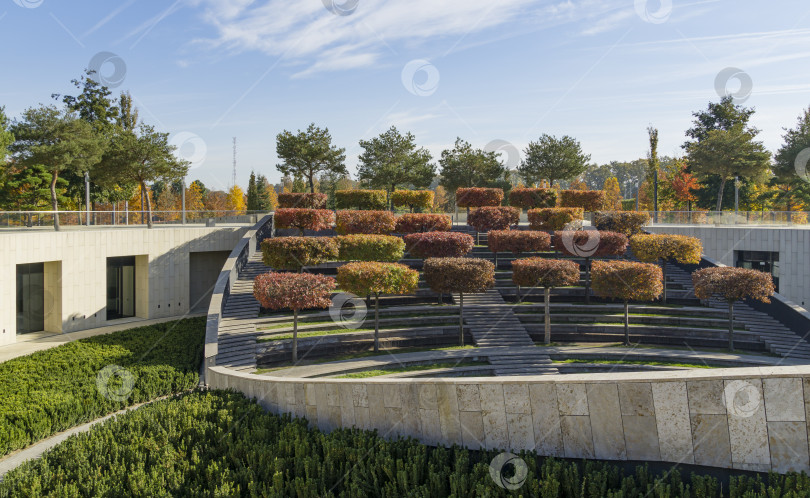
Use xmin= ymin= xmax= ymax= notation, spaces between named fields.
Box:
xmin=206 ymin=365 xmax=810 ymax=474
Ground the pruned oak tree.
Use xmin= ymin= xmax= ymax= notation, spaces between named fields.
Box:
xmin=512 ymin=258 xmax=580 ymax=344
xmin=630 ymin=233 xmax=703 ymax=302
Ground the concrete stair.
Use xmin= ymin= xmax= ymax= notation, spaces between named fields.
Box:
xmin=217 ymin=252 xmax=267 ymax=371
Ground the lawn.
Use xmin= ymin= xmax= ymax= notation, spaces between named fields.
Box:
xmin=336 ymin=361 xmax=487 ymax=378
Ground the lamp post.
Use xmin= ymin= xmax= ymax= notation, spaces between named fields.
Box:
xmin=84 ymin=171 xmax=90 ymax=226
xmin=181 ymin=179 xmax=187 ymax=225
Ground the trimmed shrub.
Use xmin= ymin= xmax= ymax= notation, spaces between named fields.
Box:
xmin=528 ymin=207 xmax=584 ymax=231
xmin=553 ymin=230 xmax=628 ymax=304
xmin=423 ymin=257 xmax=495 ymax=346
xmin=395 ymin=213 xmax=452 ymax=233
xmin=277 ymin=192 xmax=328 ymax=209
xmin=274 ymin=208 xmax=334 ymax=234
xmin=692 ymin=267 xmax=775 ymax=350
xmin=592 ymin=211 xmax=650 ymax=236
xmin=335 ymin=189 xmax=387 ymax=210
xmin=552 ymin=230 xmax=628 ymax=258
xmin=336 ymin=262 xmax=419 ymax=351
xmin=0 ymin=318 xmax=203 ymax=457
xmin=253 ymin=272 xmax=336 ymax=361
xmin=404 ymin=231 xmax=474 ymax=259
xmin=620 ymin=199 xmax=636 ymax=211
xmin=455 ymin=187 xmax=503 ymax=207
xmin=630 ymin=233 xmax=702 ymax=303
xmin=591 ymin=260 xmax=663 ymax=344
xmin=336 ymin=234 xmax=405 ymax=262
xmin=467 ymin=206 xmax=520 ymax=236
xmin=512 ymin=258 xmax=580 ymax=343
xmin=508 ymin=187 xmax=557 ymax=210
xmin=261 ymin=237 xmax=338 ymax=271
xmin=488 ymin=230 xmax=551 ymax=265
xmin=391 ymin=190 xmax=434 ymax=212
xmin=559 ymin=190 xmax=605 ymax=212
xmin=335 ymin=210 xmax=397 ymax=235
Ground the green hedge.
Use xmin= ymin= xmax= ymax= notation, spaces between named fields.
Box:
xmin=2 ymin=390 xmax=808 ymax=497
xmin=0 ymin=318 xmax=203 ymax=457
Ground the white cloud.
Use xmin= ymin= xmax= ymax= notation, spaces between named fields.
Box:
xmin=190 ymin=0 xmax=629 ymax=75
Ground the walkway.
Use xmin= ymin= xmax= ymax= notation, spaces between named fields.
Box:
xmin=453 ymin=289 xmax=558 ymax=375
xmin=215 ymin=251 xmax=267 ymax=372
xmin=0 ymin=314 xmax=204 ymax=364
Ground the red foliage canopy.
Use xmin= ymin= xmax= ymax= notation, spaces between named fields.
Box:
xmin=508 ymin=188 xmax=557 ymax=210
xmin=488 ymin=230 xmax=551 ymax=255
xmin=335 ymin=210 xmax=397 ymax=235
xmin=512 ymin=258 xmax=580 ymax=288
xmin=552 ymin=230 xmax=628 ymax=258
xmin=590 ymin=260 xmax=662 ymax=302
xmin=395 ymin=213 xmax=452 ymax=233
xmin=404 ymin=231 xmax=474 ymax=258
xmin=456 ymin=187 xmax=504 ymax=207
xmin=467 ymin=206 xmax=520 ymax=232
xmin=277 ymin=193 xmax=328 ymax=209
xmin=423 ymin=257 xmax=495 ymax=294
xmin=559 ymin=190 xmax=606 ymax=212
xmin=274 ymin=208 xmax=334 ymax=232
xmin=253 ymin=272 xmax=336 ymax=311
xmin=692 ymin=267 xmax=775 ymax=303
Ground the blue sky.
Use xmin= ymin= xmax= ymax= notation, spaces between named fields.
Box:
xmin=1 ymin=0 xmax=809 ymax=191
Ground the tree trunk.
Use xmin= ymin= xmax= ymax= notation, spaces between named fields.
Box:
xmin=516 ymin=286 xmax=521 ymax=304
xmin=459 ymin=292 xmax=464 ymax=346
xmin=292 ymin=308 xmax=299 ymax=363
xmin=584 ymin=257 xmax=591 ymax=305
xmin=624 ymin=300 xmax=630 ymax=346
xmin=309 ymin=176 xmax=315 ymax=194
xmin=661 ymin=259 xmax=668 ymax=303
xmin=716 ymin=177 xmax=726 ymax=212
xmin=140 ymin=186 xmax=146 ymax=225
xmin=50 ymin=172 xmax=60 ymax=231
xmin=374 ymin=293 xmax=380 ymax=353
xmin=494 ymin=252 xmax=498 ymax=268
xmin=728 ymin=300 xmax=735 ymax=351
xmin=544 ymin=287 xmax=551 ymax=344
xmin=143 ymin=181 xmax=154 ymax=229
xmin=438 ymin=293 xmax=442 ymax=305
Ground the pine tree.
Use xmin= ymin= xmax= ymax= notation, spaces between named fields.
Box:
xmin=246 ymin=171 xmax=258 ymax=211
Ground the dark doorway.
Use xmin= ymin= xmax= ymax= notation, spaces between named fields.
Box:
xmin=735 ymin=250 xmax=780 ymax=293
xmin=107 ymin=256 xmax=136 ymax=320
xmin=17 ymin=263 xmax=45 ymax=334
xmin=189 ymin=251 xmax=231 ymax=312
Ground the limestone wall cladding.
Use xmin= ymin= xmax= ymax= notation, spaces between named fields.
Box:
xmin=645 ymin=225 xmax=810 ymax=307
xmin=0 ymin=226 xmax=248 ymax=344
xmin=208 ymin=365 xmax=810 ymax=473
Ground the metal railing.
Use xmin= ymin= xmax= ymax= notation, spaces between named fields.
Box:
xmin=639 ymin=211 xmax=810 ymax=226
xmin=0 ymin=210 xmax=272 ymax=229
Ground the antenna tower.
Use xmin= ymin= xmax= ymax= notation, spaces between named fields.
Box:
xmin=232 ymin=137 xmax=237 ymax=188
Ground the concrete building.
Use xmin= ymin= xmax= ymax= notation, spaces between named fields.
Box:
xmin=0 ymin=225 xmax=250 ymax=346
xmin=646 ymin=225 xmax=809 ymax=307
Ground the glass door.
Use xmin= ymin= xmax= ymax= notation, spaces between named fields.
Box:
xmin=107 ymin=257 xmax=136 ymax=320
xmin=16 ymin=263 xmax=45 ymax=334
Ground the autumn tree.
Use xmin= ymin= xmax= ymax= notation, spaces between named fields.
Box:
xmin=336 ymin=262 xmax=419 ymax=352
xmin=512 ymin=258 xmax=580 ymax=343
xmin=602 ymin=177 xmax=622 ymax=210
xmin=668 ymin=160 xmax=700 ymax=210
xmin=253 ymin=272 xmax=336 ymax=362
xmin=692 ymin=267 xmax=774 ymax=351
xmin=227 ymin=185 xmax=246 ymax=213
xmin=276 ymin=123 xmax=346 ymax=193
xmin=630 ymin=234 xmax=702 ymax=302
xmin=591 ymin=261 xmax=663 ymax=345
